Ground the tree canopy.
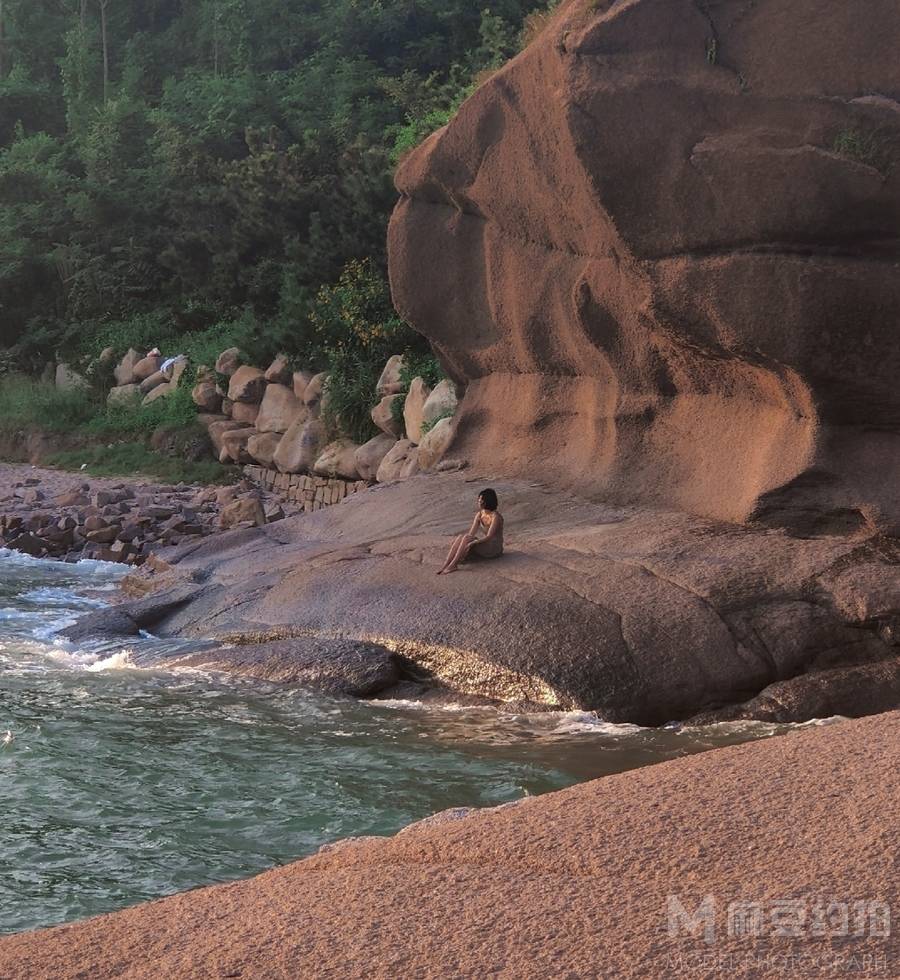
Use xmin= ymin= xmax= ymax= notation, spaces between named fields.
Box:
xmin=0 ymin=0 xmax=551 ymax=369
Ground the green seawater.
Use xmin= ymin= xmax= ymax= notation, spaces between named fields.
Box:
xmin=0 ymin=550 xmax=837 ymax=935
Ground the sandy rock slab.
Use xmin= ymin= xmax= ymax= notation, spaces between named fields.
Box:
xmin=0 ymin=711 xmax=895 ymax=979
xmin=137 ymin=474 xmax=900 ymax=725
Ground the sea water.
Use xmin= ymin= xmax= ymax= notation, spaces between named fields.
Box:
xmin=0 ymin=549 xmax=838 ymax=935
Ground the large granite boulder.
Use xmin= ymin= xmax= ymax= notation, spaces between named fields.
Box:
xmin=192 ymin=380 xmax=222 ymax=413
xmin=418 ymin=417 xmax=455 ymax=471
xmin=231 ymin=402 xmax=260 ymax=425
xmin=256 ymin=383 xmax=305 ymax=434
xmin=371 ymin=393 xmax=404 ymax=438
xmin=273 ymin=418 xmax=327 ymax=474
xmin=403 ymin=378 xmax=432 ymax=445
xmin=264 ymin=355 xmax=293 ymax=385
xmin=314 ymin=440 xmax=362 ymax=481
xmin=303 ymin=372 xmax=329 ymax=419
xmin=354 ymin=433 xmax=397 ymax=481
xmin=247 ymin=431 xmax=282 ymax=468
xmin=421 ymin=380 xmax=458 ymax=428
xmin=215 ymin=347 xmax=244 ymax=376
xmin=375 ymin=439 xmax=420 ymax=482
xmin=114 ymin=349 xmax=143 ymax=386
xmin=228 ymin=366 xmax=267 ymax=404
xmin=376 ymin=354 xmax=405 ymax=396
xmin=132 ymin=354 xmax=162 ymax=382
xmin=388 ymin=0 xmax=900 ymax=531
xmin=168 ymin=638 xmax=400 ymax=696
xmin=107 ymin=383 xmax=142 ymax=406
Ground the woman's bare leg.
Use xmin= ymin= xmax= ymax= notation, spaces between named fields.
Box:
xmin=438 ymin=535 xmax=473 ymax=574
xmin=443 ymin=538 xmax=474 ymax=574
xmin=438 ymin=535 xmax=463 ymax=573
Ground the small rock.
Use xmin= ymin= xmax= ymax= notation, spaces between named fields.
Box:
xmin=219 ymin=497 xmax=267 ymax=529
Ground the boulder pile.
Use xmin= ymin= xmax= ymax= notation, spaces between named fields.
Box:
xmin=191 ymin=348 xmax=461 ymax=484
xmin=0 ymin=472 xmax=296 ymax=565
xmin=56 ymin=345 xmax=462 ymax=487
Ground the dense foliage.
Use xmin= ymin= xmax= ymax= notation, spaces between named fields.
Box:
xmin=0 ymin=0 xmax=552 ymax=372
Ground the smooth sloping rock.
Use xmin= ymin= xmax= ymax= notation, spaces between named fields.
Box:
xmin=403 ymin=377 xmax=431 ymax=445
xmin=228 ymin=366 xmax=267 ymax=404
xmin=388 ymin=0 xmax=900 ymax=531
xmin=417 ymin=416 xmax=455 ymax=470
xmin=256 ymin=384 xmax=305 ymax=434
xmin=370 ymin=394 xmax=404 ymax=438
xmin=375 ymin=354 xmax=405 ymax=395
xmin=421 ymin=379 xmax=458 ymax=427
xmin=138 ymin=475 xmax=900 ymax=725
xmin=60 ymin=607 xmax=140 ymax=643
xmin=375 ymin=439 xmax=420 ymax=482
xmin=247 ymin=432 xmax=283 ymax=468
xmin=354 ymin=433 xmax=396 ymax=481
xmin=215 ymin=348 xmax=244 ymax=376
xmin=132 ymin=355 xmax=162 ymax=382
xmin=114 ymin=349 xmax=143 ymax=386
xmin=313 ymin=440 xmax=361 ymax=481
xmin=273 ymin=418 xmax=327 ymax=474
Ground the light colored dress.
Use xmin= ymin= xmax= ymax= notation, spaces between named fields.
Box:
xmin=471 ymin=511 xmax=504 ymax=559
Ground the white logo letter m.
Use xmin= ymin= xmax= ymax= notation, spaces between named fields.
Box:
xmin=667 ymin=894 xmax=717 ymax=944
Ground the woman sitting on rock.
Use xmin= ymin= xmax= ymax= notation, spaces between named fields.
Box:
xmin=437 ymin=488 xmax=504 ymax=575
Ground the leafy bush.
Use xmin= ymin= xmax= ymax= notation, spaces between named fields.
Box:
xmin=313 ymin=258 xmax=431 ymax=442
xmin=400 ymin=352 xmax=445 ymax=391
xmin=85 ymin=382 xmax=197 ymax=436
xmin=0 ymin=375 xmax=101 ymax=433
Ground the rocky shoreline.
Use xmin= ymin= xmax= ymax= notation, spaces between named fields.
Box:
xmin=2 ymin=710 xmax=895 ymax=978
xmin=0 ymin=463 xmax=296 ymax=565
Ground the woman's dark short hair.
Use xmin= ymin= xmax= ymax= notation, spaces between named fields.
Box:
xmin=479 ymin=488 xmax=498 ymax=511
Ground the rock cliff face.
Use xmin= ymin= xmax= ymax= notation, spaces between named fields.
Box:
xmin=388 ymin=0 xmax=900 ymax=529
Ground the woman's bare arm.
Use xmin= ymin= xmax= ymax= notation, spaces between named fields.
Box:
xmin=467 ymin=513 xmax=481 ymax=537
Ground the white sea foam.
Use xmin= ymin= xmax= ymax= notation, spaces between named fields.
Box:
xmin=542 ymin=711 xmax=645 ymax=736
xmin=0 ymin=549 xmax=128 ymax=575
xmin=20 ymin=586 xmax=108 ymax=609
xmin=85 ymin=650 xmax=135 ymax=672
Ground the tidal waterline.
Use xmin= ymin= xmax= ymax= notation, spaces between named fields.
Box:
xmin=0 ymin=550 xmax=838 ymax=934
